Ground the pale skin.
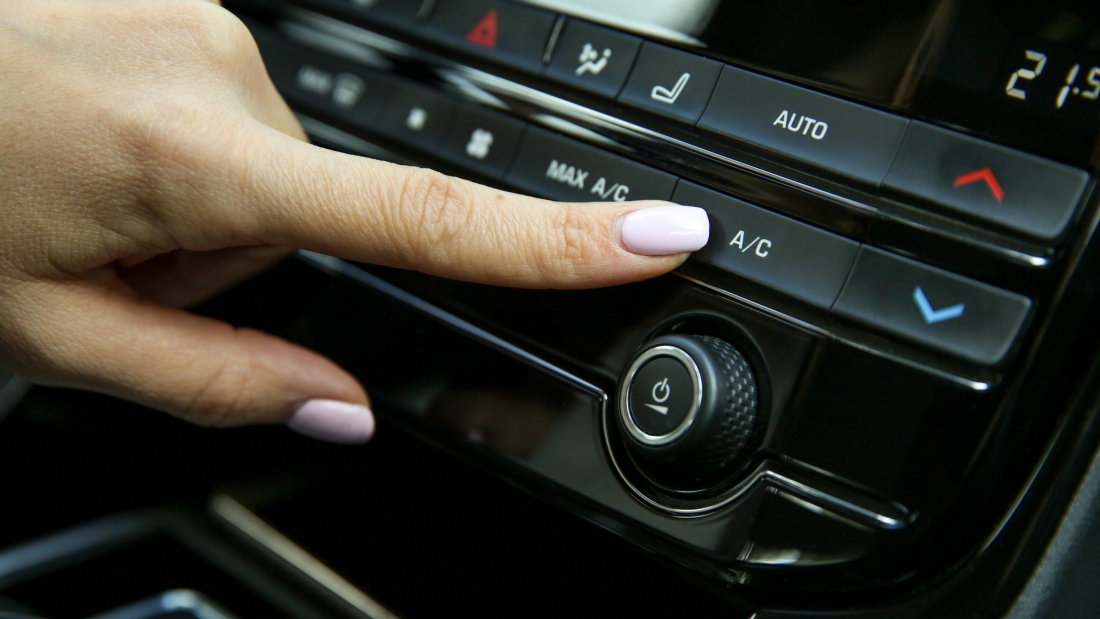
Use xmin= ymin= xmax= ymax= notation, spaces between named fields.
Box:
xmin=0 ymin=0 xmax=700 ymax=436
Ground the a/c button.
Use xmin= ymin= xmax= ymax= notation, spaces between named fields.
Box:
xmin=675 ymin=182 xmax=859 ymax=310
xmin=833 ymin=248 xmax=1032 ymax=365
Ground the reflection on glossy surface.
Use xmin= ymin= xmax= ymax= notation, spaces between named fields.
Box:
xmin=524 ymin=0 xmax=719 ymax=42
xmin=429 ymin=387 xmax=565 ymax=457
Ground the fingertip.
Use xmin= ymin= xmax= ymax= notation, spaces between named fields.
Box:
xmin=618 ymin=205 xmax=710 ymax=256
xmin=287 ymin=399 xmax=375 ymax=445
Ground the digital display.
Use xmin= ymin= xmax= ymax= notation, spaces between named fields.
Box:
xmin=998 ymin=43 xmax=1100 ymax=119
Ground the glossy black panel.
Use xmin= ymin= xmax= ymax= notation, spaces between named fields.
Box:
xmin=218 ymin=5 xmax=1100 ymax=619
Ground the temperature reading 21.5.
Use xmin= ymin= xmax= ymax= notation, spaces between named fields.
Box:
xmin=1004 ymin=49 xmax=1099 ymax=109
xmin=1056 ymin=64 xmax=1100 ymax=108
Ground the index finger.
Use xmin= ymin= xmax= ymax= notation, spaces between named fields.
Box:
xmin=170 ymin=123 xmax=710 ymax=289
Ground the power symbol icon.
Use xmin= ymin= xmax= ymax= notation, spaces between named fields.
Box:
xmin=652 ymin=378 xmax=671 ymax=403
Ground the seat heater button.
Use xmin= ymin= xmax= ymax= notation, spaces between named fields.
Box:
xmin=544 ymin=19 xmax=642 ymax=99
xmin=422 ymin=0 xmax=557 ymax=74
xmin=376 ymin=82 xmax=457 ymax=151
xmin=698 ymin=66 xmax=909 ymax=185
xmin=675 ymin=182 xmax=859 ymax=310
xmin=505 ymin=127 xmax=678 ymax=202
xmin=883 ymin=122 xmax=1090 ymax=240
xmin=618 ymin=42 xmax=724 ymax=124
xmin=439 ymin=104 xmax=527 ymax=179
xmin=832 ymin=247 xmax=1032 ymax=365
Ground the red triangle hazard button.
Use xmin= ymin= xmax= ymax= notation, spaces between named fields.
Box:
xmin=465 ymin=9 xmax=498 ymax=49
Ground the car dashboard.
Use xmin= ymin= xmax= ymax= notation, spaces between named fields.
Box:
xmin=1 ymin=1 xmax=1099 ymax=618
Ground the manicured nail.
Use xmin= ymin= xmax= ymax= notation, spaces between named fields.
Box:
xmin=287 ymin=399 xmax=375 ymax=444
xmin=621 ymin=205 xmax=710 ymax=256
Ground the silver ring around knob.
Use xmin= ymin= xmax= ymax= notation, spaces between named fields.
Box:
xmin=618 ymin=345 xmax=704 ymax=447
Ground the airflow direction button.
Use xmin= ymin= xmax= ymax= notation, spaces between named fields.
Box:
xmin=544 ymin=19 xmax=642 ymax=98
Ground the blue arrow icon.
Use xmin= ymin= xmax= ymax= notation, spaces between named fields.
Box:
xmin=913 ymin=286 xmax=965 ymax=324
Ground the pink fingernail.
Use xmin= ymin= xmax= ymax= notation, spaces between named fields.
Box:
xmin=621 ymin=206 xmax=710 ymax=256
xmin=287 ymin=399 xmax=375 ymax=444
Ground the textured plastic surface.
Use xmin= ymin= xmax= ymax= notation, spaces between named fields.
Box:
xmin=693 ymin=336 xmax=759 ymax=477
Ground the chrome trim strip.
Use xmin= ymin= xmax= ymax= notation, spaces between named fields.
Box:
xmin=618 ymin=346 xmax=704 ymax=446
xmin=86 ymin=590 xmax=239 ymax=619
xmin=542 ymin=16 xmax=565 ymax=66
xmin=601 ymin=403 xmax=909 ymax=528
xmin=297 ymin=251 xmax=606 ymax=397
xmin=0 ymin=375 xmax=30 ymax=425
xmin=210 ymin=495 xmax=400 ymax=619
xmin=0 ymin=513 xmax=162 ymax=589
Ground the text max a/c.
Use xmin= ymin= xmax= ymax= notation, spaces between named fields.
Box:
xmin=545 ymin=159 xmax=631 ymax=201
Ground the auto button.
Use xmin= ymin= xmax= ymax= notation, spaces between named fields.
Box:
xmin=698 ymin=66 xmax=909 ymax=185
xmin=833 ymin=247 xmax=1032 ymax=365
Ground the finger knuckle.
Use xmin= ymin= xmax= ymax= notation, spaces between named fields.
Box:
xmin=156 ymin=0 xmax=251 ymax=66
xmin=112 ymin=97 xmax=248 ymax=246
xmin=539 ymin=204 xmax=601 ymax=279
xmin=396 ymin=169 xmax=474 ymax=265
xmin=179 ymin=348 xmax=255 ymax=427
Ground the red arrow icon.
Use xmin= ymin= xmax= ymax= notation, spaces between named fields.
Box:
xmin=953 ymin=167 xmax=1005 ymax=203
xmin=465 ymin=9 xmax=498 ymax=49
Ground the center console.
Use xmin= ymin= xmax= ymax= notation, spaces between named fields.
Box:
xmin=202 ymin=1 xmax=1100 ymax=616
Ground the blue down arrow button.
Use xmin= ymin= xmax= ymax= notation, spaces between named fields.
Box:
xmin=913 ymin=287 xmax=965 ymax=324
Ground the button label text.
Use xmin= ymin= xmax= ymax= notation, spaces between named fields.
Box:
xmin=729 ymin=230 xmax=773 ymax=257
xmin=773 ymin=110 xmax=828 ymax=140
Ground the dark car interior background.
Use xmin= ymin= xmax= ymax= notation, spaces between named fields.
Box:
xmin=1 ymin=0 xmax=1099 ymax=617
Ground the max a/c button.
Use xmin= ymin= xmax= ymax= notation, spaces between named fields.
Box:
xmin=832 ymin=248 xmax=1032 ymax=365
xmin=505 ymin=127 xmax=678 ymax=202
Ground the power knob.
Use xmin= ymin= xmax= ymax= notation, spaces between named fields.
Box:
xmin=617 ymin=334 xmax=761 ymax=489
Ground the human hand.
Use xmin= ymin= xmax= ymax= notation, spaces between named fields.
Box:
xmin=0 ymin=0 xmax=709 ymax=443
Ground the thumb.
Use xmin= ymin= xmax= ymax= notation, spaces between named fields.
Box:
xmin=10 ymin=279 xmax=374 ymax=444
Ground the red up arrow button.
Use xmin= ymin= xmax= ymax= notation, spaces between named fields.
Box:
xmin=953 ymin=167 xmax=1005 ymax=203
